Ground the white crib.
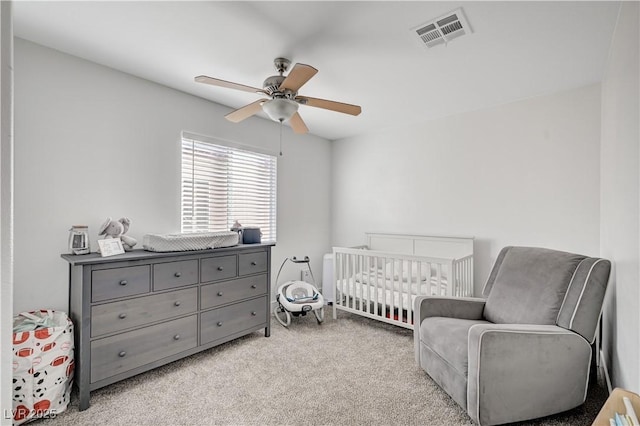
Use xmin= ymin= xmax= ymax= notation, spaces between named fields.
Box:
xmin=332 ymin=233 xmax=474 ymax=329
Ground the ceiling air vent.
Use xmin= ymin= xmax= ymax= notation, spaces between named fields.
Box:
xmin=411 ymin=8 xmax=472 ymax=49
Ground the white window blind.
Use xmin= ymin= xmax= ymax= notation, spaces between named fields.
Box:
xmin=181 ymin=134 xmax=277 ymax=242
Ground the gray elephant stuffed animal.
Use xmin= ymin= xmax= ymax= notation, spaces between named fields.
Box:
xmin=98 ymin=217 xmax=137 ymax=251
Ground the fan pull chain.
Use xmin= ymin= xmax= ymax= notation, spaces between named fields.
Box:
xmin=279 ymin=119 xmax=283 ymax=156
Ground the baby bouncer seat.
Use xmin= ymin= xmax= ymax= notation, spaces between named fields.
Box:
xmin=273 ymin=256 xmax=324 ymax=327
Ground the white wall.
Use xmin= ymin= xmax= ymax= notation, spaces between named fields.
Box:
xmin=600 ymin=1 xmax=640 ymax=393
xmin=332 ymin=84 xmax=602 ymax=295
xmin=13 ymin=38 xmax=332 ymax=313
xmin=1 ymin=2 xmax=14 ymax=424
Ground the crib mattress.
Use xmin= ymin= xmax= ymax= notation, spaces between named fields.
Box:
xmin=143 ymin=231 xmax=239 ymax=252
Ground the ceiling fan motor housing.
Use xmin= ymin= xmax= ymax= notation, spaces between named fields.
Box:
xmin=263 ymin=75 xmax=286 ymax=95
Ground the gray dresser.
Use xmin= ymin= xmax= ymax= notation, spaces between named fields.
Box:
xmin=61 ymin=243 xmax=273 ymax=411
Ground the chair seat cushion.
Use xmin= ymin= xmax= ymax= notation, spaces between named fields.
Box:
xmin=420 ymin=316 xmax=491 ymax=376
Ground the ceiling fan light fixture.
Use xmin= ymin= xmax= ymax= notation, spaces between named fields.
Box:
xmin=262 ymin=98 xmax=299 ymax=122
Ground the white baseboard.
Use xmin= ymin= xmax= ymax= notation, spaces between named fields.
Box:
xmin=600 ymin=349 xmax=613 ymax=393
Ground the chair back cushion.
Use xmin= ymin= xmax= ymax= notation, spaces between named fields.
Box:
xmin=483 ymin=247 xmax=609 ymax=339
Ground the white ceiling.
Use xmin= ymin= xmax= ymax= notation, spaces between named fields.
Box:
xmin=12 ymin=1 xmax=621 ymax=141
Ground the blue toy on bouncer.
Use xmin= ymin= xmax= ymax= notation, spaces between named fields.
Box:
xmin=273 ymin=256 xmax=324 ymax=327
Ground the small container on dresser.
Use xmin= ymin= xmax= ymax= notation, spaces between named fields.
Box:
xmin=242 ymin=227 xmax=262 ymax=244
xmin=68 ymin=225 xmax=90 ymax=255
xmin=61 ymin=243 xmax=273 ymax=411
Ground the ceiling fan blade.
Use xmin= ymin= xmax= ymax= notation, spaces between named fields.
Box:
xmin=225 ymin=99 xmax=267 ymax=123
xmin=296 ymin=96 xmax=362 ymax=116
xmin=289 ymin=112 xmax=309 ymax=134
xmin=279 ymin=64 xmax=318 ymax=92
xmin=195 ymin=75 xmax=265 ymax=94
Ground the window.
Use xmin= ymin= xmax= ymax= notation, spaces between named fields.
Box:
xmin=181 ymin=132 xmax=277 ymax=242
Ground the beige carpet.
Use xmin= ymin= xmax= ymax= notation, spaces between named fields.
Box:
xmin=35 ymin=309 xmax=607 ymax=425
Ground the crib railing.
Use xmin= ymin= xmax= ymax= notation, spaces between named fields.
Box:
xmin=332 ymin=247 xmax=474 ymax=329
xmin=452 ymin=254 xmax=474 ymax=297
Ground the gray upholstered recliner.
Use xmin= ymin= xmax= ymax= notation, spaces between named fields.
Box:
xmin=414 ymin=246 xmax=611 ymax=426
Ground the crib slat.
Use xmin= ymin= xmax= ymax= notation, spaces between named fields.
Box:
xmin=464 ymin=258 xmax=468 ymax=295
xmin=349 ymin=254 xmax=355 ymax=310
xmin=360 ymin=254 xmax=363 ymax=309
xmin=463 ymin=257 xmax=468 ymax=296
xmin=355 ymin=253 xmax=360 ymax=310
xmin=342 ymin=252 xmax=346 ymax=304
xmin=460 ymin=260 xmax=464 ymax=296
xmin=447 ymin=261 xmax=454 ymax=296
xmin=338 ymin=252 xmax=344 ymax=307
xmin=459 ymin=259 xmax=462 ymax=296
xmin=356 ymin=254 xmax=360 ymax=310
xmin=463 ymin=259 xmax=467 ymax=296
xmin=383 ymin=256 xmax=388 ymax=318
xmin=336 ymin=253 xmax=341 ymax=308
xmin=380 ymin=256 xmax=386 ymax=318
xmin=455 ymin=260 xmax=460 ymax=297
xmin=365 ymin=253 xmax=370 ymax=311
xmin=468 ymin=259 xmax=471 ymax=295
xmin=468 ymin=257 xmax=473 ymax=296
xmin=336 ymin=252 xmax=341 ymax=310
xmin=371 ymin=256 xmax=376 ymax=315
xmin=364 ymin=253 xmax=369 ymax=313
xmin=356 ymin=254 xmax=360 ymax=309
xmin=364 ymin=256 xmax=369 ymax=314
xmin=375 ymin=256 xmax=381 ymax=316
xmin=410 ymin=262 xmax=421 ymax=325
xmin=453 ymin=260 xmax=457 ymax=297
xmin=333 ymin=249 xmax=340 ymax=319
xmin=460 ymin=258 xmax=465 ymax=296
xmin=391 ymin=257 xmax=397 ymax=322
xmin=353 ymin=253 xmax=358 ymax=310
xmin=343 ymin=252 xmax=348 ymax=309
xmin=398 ymin=258 xmax=402 ymax=323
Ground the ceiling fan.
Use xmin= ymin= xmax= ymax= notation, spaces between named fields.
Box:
xmin=194 ymin=58 xmax=362 ymax=134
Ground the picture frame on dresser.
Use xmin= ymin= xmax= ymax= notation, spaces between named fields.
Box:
xmin=61 ymin=243 xmax=274 ymax=411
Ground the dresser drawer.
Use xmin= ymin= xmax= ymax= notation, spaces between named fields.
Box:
xmin=200 ymin=297 xmax=267 ymax=345
xmin=91 ymin=287 xmax=198 ymax=337
xmin=200 ymin=275 xmax=268 ymax=310
xmin=201 ymin=255 xmax=237 ymax=282
xmin=92 ymin=265 xmax=150 ymax=302
xmin=90 ymin=315 xmax=197 ymax=383
xmin=238 ymin=252 xmax=268 ymax=276
xmin=153 ymin=260 xmax=198 ymax=291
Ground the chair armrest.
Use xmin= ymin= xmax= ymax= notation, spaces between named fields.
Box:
xmin=413 ymin=296 xmax=486 ymax=364
xmin=466 ymin=324 xmax=592 ymax=425
xmin=414 ymin=296 xmax=486 ymax=322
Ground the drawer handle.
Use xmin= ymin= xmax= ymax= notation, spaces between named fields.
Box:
xmin=251 ymin=284 xmax=257 ymax=289
xmin=174 ymin=301 xmax=181 ymax=307
xmin=118 ymin=351 xmax=126 ymax=358
xmin=251 ymin=261 xmax=257 ymax=266
xmin=173 ymin=334 xmax=180 ymax=341
xmin=119 ymin=280 xmax=128 ymax=286
xmin=217 ymin=291 xmax=223 ymax=297
xmin=118 ymin=313 xmax=127 ymax=319
xmin=174 ymin=272 xmax=182 ymax=278
xmin=217 ymin=266 xmax=224 ymax=271
xmin=251 ymin=311 xmax=257 ymax=316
